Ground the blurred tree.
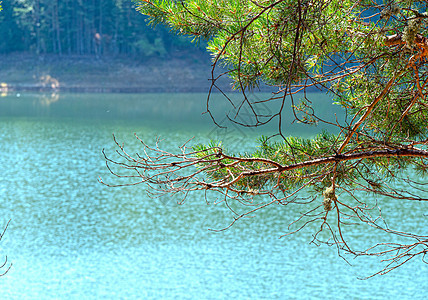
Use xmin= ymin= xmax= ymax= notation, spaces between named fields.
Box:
xmin=0 ymin=0 xmax=24 ymax=53
xmin=0 ymin=0 xmax=195 ymax=56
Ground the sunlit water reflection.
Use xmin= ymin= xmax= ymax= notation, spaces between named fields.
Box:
xmin=0 ymin=93 xmax=426 ymax=299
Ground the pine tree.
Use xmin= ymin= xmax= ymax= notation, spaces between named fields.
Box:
xmin=103 ymin=0 xmax=428 ymax=277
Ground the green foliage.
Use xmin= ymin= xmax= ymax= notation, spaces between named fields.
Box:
xmin=134 ymin=0 xmax=428 ymax=138
xmin=193 ymin=132 xmax=343 ymax=193
xmin=132 ymin=0 xmax=428 ymax=197
xmin=134 ymin=0 xmax=380 ymax=88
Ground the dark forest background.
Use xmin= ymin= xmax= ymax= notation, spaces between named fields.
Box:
xmin=0 ymin=0 xmax=199 ymax=57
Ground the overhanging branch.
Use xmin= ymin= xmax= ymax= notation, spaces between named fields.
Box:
xmin=225 ymin=147 xmax=428 ymax=178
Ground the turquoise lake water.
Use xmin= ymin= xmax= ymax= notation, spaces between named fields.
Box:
xmin=0 ymin=93 xmax=426 ymax=299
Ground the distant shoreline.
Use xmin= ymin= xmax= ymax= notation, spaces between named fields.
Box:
xmin=0 ymin=83 xmax=217 ymax=94
xmin=0 ymin=53 xmax=233 ymax=94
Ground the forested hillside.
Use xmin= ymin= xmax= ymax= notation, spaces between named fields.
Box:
xmin=0 ymin=0 xmax=196 ymax=57
xmin=0 ymin=1 xmax=217 ymax=92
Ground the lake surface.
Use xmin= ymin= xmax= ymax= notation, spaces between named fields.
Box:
xmin=0 ymin=93 xmax=426 ymax=299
